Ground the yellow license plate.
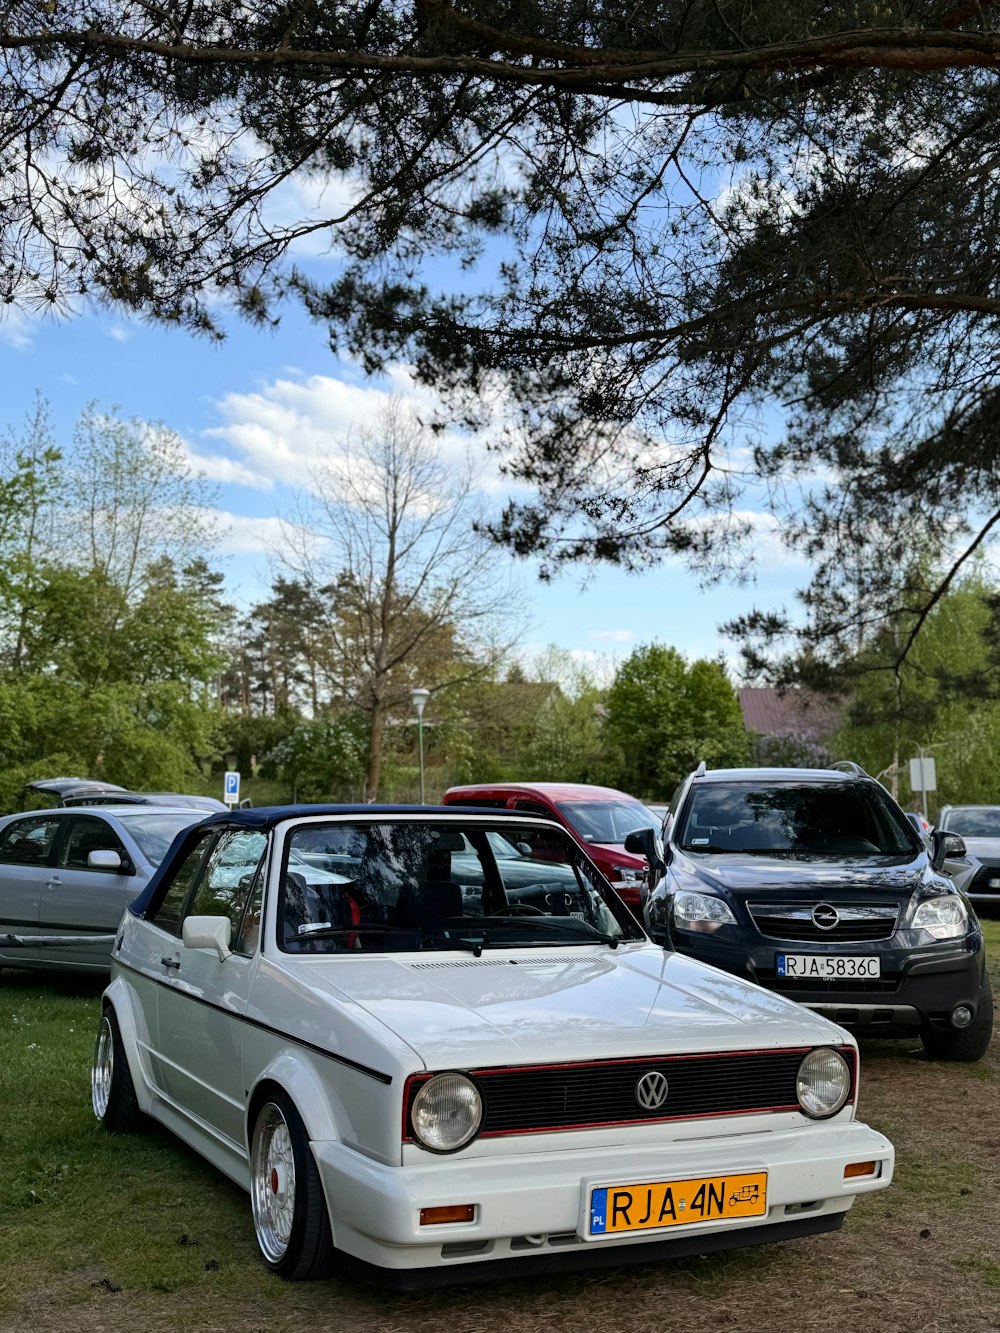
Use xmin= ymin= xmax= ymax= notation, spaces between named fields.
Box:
xmin=589 ymin=1171 xmax=767 ymax=1235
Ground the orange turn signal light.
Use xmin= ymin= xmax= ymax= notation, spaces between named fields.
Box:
xmin=844 ymin=1161 xmax=878 ymax=1179
xmin=419 ymin=1204 xmax=476 ymax=1226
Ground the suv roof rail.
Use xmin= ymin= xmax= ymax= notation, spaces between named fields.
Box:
xmin=831 ymin=760 xmax=869 ymax=778
xmin=693 ymin=760 xmax=707 ymax=778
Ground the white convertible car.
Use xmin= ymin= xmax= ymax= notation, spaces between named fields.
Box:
xmin=92 ymin=806 xmax=894 ymax=1287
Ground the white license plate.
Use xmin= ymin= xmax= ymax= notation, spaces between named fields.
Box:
xmin=776 ymin=954 xmax=881 ymax=979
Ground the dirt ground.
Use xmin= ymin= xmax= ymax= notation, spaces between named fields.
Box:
xmin=4 ymin=958 xmax=1000 ymax=1333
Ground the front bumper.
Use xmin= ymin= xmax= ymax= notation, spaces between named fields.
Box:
xmin=312 ymin=1118 xmax=893 ymax=1282
xmin=675 ymin=931 xmax=986 ymax=1033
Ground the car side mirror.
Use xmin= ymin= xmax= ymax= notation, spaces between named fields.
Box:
xmin=516 ymin=842 xmax=533 ymax=856
xmin=182 ymin=914 xmax=232 ymax=961
xmin=623 ymin=826 xmax=668 ymax=895
xmin=88 ymin=849 xmax=124 ymax=872
xmin=931 ymin=829 xmax=967 ymax=870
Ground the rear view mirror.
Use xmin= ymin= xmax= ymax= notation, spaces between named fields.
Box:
xmin=931 ymin=829 xmax=967 ymax=870
xmin=623 ymin=827 xmax=666 ymax=872
xmin=88 ymin=849 xmax=124 ymax=872
xmin=182 ymin=914 xmax=232 ymax=961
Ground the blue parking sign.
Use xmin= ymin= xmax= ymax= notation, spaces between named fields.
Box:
xmin=224 ymin=770 xmax=240 ymax=804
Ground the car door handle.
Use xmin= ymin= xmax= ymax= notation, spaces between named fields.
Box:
xmin=160 ymin=957 xmax=181 ymax=971
xmin=44 ymin=877 xmax=62 ymax=889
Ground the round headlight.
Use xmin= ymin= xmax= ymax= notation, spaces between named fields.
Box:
xmin=411 ymin=1073 xmax=483 ymax=1152
xmin=796 ymin=1048 xmax=851 ymax=1119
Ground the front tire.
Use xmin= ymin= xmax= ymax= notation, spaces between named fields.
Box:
xmin=250 ymin=1092 xmax=334 ymax=1280
xmin=920 ymin=973 xmax=994 ymax=1062
xmin=92 ymin=1007 xmax=142 ymax=1132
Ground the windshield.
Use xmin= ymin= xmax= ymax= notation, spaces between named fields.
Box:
xmin=119 ymin=811 xmax=207 ymax=865
xmin=556 ymin=799 xmax=657 ymax=844
xmin=675 ymin=782 xmax=916 ymax=857
xmin=940 ymin=808 xmax=1000 ymax=837
xmin=279 ymin=819 xmax=645 ymax=954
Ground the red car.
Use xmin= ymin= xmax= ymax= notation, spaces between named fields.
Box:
xmin=440 ymin=782 xmax=658 ymax=910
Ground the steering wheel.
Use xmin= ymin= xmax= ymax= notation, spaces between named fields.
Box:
xmin=490 ymin=902 xmax=545 ymax=916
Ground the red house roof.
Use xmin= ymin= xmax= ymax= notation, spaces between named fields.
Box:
xmin=738 ymin=687 xmax=842 ymax=738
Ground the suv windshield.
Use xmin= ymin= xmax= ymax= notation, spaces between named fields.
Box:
xmin=940 ymin=808 xmax=1000 ymax=837
xmin=279 ymin=819 xmax=645 ymax=954
xmin=556 ymin=800 xmax=657 ymax=843
xmin=675 ymin=781 xmax=916 ymax=857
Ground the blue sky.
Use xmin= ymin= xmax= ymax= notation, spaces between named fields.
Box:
xmin=0 ymin=297 xmax=807 ymax=681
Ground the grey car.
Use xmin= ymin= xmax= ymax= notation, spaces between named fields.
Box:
xmin=0 ymin=805 xmax=209 ymax=972
xmin=937 ymin=805 xmax=1000 ymax=906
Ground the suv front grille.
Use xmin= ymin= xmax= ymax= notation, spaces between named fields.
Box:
xmin=747 ymin=902 xmax=899 ymax=942
xmin=403 ymin=1047 xmax=855 ymax=1141
xmin=756 ymin=968 xmax=901 ymax=994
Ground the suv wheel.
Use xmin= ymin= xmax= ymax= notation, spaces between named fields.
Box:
xmin=920 ymin=974 xmax=994 ymax=1062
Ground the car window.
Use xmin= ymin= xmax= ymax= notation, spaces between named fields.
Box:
xmin=57 ymin=816 xmax=126 ymax=870
xmin=556 ymin=799 xmax=658 ymax=843
xmin=188 ymin=829 xmax=268 ymax=945
xmin=940 ymin=809 xmax=1000 ymax=837
xmin=151 ymin=830 xmax=216 ymax=935
xmin=0 ymin=816 xmax=63 ymax=865
xmin=675 ymin=782 xmax=915 ymax=856
xmin=280 ymin=818 xmax=642 ymax=954
xmin=117 ymin=811 xmax=207 ymax=865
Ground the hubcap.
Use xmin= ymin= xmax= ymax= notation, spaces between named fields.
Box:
xmin=251 ymin=1103 xmax=296 ymax=1263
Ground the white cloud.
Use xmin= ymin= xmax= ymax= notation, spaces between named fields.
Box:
xmin=589 ymin=629 xmax=636 ymax=644
xmin=202 ymin=367 xmax=511 ymax=495
xmin=106 ymin=324 xmax=135 ymax=343
xmin=207 ymin=509 xmax=319 ymax=558
xmin=0 ymin=309 xmax=36 ymax=350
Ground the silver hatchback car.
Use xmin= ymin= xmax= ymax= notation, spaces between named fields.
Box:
xmin=0 ymin=805 xmax=209 ymax=972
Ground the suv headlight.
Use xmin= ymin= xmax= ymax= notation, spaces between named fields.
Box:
xmin=410 ymin=1073 xmax=483 ymax=1152
xmin=911 ymin=895 xmax=968 ymax=940
xmin=797 ymin=1048 xmax=851 ymax=1118
xmin=673 ymin=890 xmax=737 ymax=933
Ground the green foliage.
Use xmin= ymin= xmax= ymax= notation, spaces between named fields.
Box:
xmin=265 ymin=714 xmax=368 ymax=802
xmin=832 ymin=578 xmax=1000 ymax=812
xmin=0 ymin=402 xmax=227 ymax=807
xmin=602 ymin=645 xmax=750 ymax=796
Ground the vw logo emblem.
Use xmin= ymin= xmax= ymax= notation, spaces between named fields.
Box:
xmin=812 ymin=902 xmax=840 ymax=931
xmin=635 ymin=1070 xmax=669 ymax=1111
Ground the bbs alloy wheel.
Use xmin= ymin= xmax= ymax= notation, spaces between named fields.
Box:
xmin=249 ymin=1093 xmax=334 ymax=1280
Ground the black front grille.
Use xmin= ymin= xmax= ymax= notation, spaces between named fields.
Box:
xmin=969 ymin=865 xmax=1000 ymax=895
xmin=757 ymin=969 xmax=901 ymax=994
xmin=748 ymin=902 xmax=898 ymax=943
xmin=404 ymin=1047 xmax=854 ymax=1140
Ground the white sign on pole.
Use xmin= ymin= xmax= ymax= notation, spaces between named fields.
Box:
xmin=908 ymin=757 xmax=937 ymax=794
xmin=224 ymin=770 xmax=241 ymax=805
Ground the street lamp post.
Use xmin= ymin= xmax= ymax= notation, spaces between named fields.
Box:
xmin=411 ymin=687 xmax=430 ymax=804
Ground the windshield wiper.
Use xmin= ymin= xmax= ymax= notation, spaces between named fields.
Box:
xmin=290 ymin=923 xmax=495 ymax=956
xmin=289 ymin=924 xmax=414 ymax=941
xmin=485 ymin=916 xmax=624 ymax=949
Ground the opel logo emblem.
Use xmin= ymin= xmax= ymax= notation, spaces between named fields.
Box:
xmin=812 ymin=902 xmax=840 ymax=930
xmin=635 ymin=1070 xmax=669 ymax=1111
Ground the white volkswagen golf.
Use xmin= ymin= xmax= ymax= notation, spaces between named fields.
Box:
xmin=91 ymin=806 xmax=893 ymax=1287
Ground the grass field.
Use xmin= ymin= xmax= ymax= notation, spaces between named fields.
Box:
xmin=2 ymin=925 xmax=999 ymax=1333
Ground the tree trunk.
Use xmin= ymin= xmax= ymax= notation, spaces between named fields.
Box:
xmin=366 ymin=701 xmax=384 ymax=802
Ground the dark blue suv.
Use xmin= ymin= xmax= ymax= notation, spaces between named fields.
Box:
xmin=644 ymin=764 xmax=992 ymax=1061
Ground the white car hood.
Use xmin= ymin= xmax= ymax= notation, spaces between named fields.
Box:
xmin=301 ymin=945 xmax=843 ymax=1069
